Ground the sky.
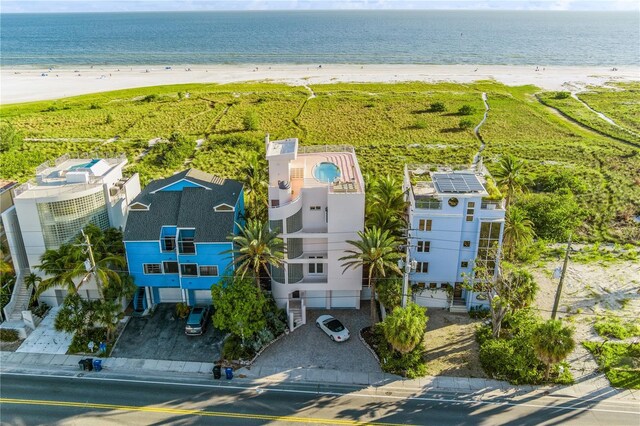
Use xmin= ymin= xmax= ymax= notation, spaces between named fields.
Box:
xmin=2 ymin=0 xmax=638 ymax=13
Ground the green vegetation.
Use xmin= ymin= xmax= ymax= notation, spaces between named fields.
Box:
xmin=537 ymin=91 xmax=640 ymax=145
xmin=1 ymin=81 xmax=638 ymax=243
xmin=0 ymin=329 xmax=19 ymax=342
xmin=583 ymin=342 xmax=640 ymax=389
xmin=365 ymin=324 xmax=427 ymax=378
xmin=594 ymin=316 xmax=640 ymax=339
xmin=477 ymin=310 xmax=574 ymax=385
xmin=381 ymin=303 xmax=428 ymax=354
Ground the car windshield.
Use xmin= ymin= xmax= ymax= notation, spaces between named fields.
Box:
xmin=187 ymin=308 xmax=204 ymax=325
xmin=325 ymin=319 xmax=344 ymax=332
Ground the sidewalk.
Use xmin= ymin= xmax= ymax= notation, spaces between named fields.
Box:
xmin=1 ymin=350 xmax=637 ymax=402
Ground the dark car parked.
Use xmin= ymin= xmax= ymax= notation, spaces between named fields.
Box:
xmin=185 ymin=306 xmax=211 ymax=336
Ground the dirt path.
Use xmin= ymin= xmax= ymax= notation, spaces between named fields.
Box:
xmin=423 ymin=309 xmax=486 ymax=378
xmin=472 ymin=92 xmax=489 ymax=170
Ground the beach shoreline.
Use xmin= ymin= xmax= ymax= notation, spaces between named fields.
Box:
xmin=2 ymin=63 xmax=639 ymax=104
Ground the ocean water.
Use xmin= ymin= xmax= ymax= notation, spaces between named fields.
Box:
xmin=1 ymin=11 xmax=638 ymax=66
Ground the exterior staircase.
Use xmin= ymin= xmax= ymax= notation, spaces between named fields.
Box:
xmin=7 ymin=270 xmax=31 ymax=321
xmin=132 ymin=286 xmax=147 ymax=316
xmin=449 ymin=297 xmax=467 ymax=313
xmin=287 ymin=298 xmax=306 ymax=331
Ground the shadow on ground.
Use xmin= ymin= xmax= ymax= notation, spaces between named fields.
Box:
xmin=111 ymin=303 xmax=224 ymax=362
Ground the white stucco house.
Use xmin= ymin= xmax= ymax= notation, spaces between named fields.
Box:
xmin=3 ymin=155 xmax=140 ymax=307
xmin=403 ymin=164 xmax=505 ymax=313
xmin=265 ymin=137 xmax=365 ymax=328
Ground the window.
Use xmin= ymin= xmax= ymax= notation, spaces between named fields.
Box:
xmin=417 ymin=241 xmax=431 ymax=252
xmin=418 ymin=219 xmax=432 ymax=231
xmin=463 ymin=240 xmax=471 ymax=248
xmin=162 ymin=236 xmax=175 ymax=251
xmin=178 ymin=229 xmax=195 ymax=254
xmin=199 ymin=266 xmax=219 ymax=276
xmin=448 ymin=197 xmax=459 ymax=207
xmin=477 ymin=222 xmax=502 ymax=276
xmin=269 ymin=219 xmax=283 ymax=233
xmin=310 ymin=206 xmax=321 ymax=211
xmin=286 ymin=208 xmax=303 ymax=233
xmin=429 ymin=282 xmax=437 ymax=289
xmin=180 ymin=264 xmax=198 ymax=276
xmin=460 ymin=261 xmax=469 ymax=268
xmin=163 ymin=261 xmax=179 ymax=274
xmin=416 ymin=262 xmax=429 ymax=273
xmin=466 ymin=201 xmax=475 ymax=222
xmin=308 ymin=256 xmax=324 ymax=274
xmin=143 ymin=264 xmax=162 ymax=274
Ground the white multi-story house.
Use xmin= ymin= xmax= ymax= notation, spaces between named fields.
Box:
xmin=2 ymin=155 xmax=140 ymax=307
xmin=403 ymin=165 xmax=505 ymax=313
xmin=266 ymin=137 xmax=365 ymax=328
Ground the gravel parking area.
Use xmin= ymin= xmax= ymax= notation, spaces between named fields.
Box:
xmin=252 ymin=305 xmax=381 ymax=373
xmin=111 ymin=304 xmax=225 ymax=362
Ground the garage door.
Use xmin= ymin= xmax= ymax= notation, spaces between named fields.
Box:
xmin=330 ymin=290 xmax=358 ymax=308
xmin=192 ymin=290 xmax=212 ymax=305
xmin=157 ymin=287 xmax=183 ymax=303
xmin=304 ymin=290 xmax=328 ymax=308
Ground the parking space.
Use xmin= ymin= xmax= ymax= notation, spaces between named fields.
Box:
xmin=111 ymin=304 xmax=224 ymax=362
xmin=252 ymin=305 xmax=382 ymax=374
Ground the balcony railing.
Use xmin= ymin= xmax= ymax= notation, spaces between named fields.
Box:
xmin=481 ymin=199 xmax=505 ymax=210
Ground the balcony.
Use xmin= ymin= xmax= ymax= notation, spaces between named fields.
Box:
xmin=480 ymin=199 xmax=505 ymax=210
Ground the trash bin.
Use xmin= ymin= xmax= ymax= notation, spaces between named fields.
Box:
xmin=225 ymin=367 xmax=233 ymax=380
xmin=78 ymin=359 xmax=86 ymax=370
xmin=213 ymin=365 xmax=222 ymax=379
xmin=85 ymin=358 xmax=94 ymax=371
xmin=93 ymin=359 xmax=103 ymax=372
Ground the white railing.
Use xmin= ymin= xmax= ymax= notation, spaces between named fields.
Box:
xmin=2 ymin=268 xmax=29 ymax=322
xmin=298 ymin=145 xmax=355 ymax=155
xmin=270 ymin=193 xmax=302 ymax=209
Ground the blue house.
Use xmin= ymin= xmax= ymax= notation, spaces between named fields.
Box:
xmin=123 ymin=169 xmax=244 ymax=309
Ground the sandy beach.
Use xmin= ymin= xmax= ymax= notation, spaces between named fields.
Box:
xmin=2 ymin=64 xmax=639 ymax=104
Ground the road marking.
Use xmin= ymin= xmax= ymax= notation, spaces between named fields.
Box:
xmin=0 ymin=398 xmax=405 ymax=425
xmin=3 ymin=371 xmax=639 ymax=415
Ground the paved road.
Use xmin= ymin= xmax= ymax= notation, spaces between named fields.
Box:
xmin=1 ymin=372 xmax=637 ymax=425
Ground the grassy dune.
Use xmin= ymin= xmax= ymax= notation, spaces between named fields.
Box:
xmin=1 ymin=81 xmax=638 ymax=242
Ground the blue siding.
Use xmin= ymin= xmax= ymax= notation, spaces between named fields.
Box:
xmin=125 ymin=241 xmax=234 ymax=292
xmin=158 ymin=179 xmax=206 ymax=192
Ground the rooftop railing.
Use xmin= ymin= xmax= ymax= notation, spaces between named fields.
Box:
xmin=298 ymin=145 xmax=355 ymax=155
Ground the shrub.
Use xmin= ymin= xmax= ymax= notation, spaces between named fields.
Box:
xmin=554 ymin=91 xmax=571 ymax=99
xmin=594 ymin=317 xmax=640 ymax=339
xmin=458 ymin=105 xmax=474 ymax=115
xmin=68 ymin=327 xmax=109 ymax=354
xmin=89 ymin=103 xmax=102 ymax=110
xmin=413 ymin=118 xmax=428 ymax=129
xmin=0 ymin=122 xmax=23 ymax=152
xmin=141 ymin=94 xmax=159 ymax=103
xmin=0 ymin=329 xmax=19 ymax=342
xmin=221 ymin=334 xmax=253 ymax=360
xmin=105 ymin=114 xmax=113 ymax=125
xmin=243 ymin=111 xmax=260 ymax=131
xmin=459 ymin=118 xmax=474 ymax=130
xmin=469 ymin=305 xmax=490 ymax=319
xmin=175 ymin=302 xmax=189 ymax=319
xmin=365 ymin=325 xmax=427 ymax=378
xmin=429 ymin=102 xmax=446 ymax=112
xmin=516 ymin=190 xmax=582 ymax=241
xmin=584 ymin=342 xmax=640 ymax=389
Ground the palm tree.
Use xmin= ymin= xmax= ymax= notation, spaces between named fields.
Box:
xmin=225 ymin=219 xmax=285 ymax=290
xmin=340 ymin=227 xmax=402 ymax=326
xmin=24 ymin=273 xmax=42 ymax=304
xmin=95 ymin=300 xmax=122 ymax=342
xmin=503 ymin=206 xmax=535 ymax=260
xmin=381 ymin=302 xmax=427 ymax=353
xmin=366 ymin=175 xmax=408 ymax=237
xmin=532 ymin=319 xmax=575 ymax=380
xmin=36 ymin=231 xmax=125 ymax=299
xmin=493 ymin=155 xmax=526 ymax=209
xmin=241 ymin=152 xmax=269 ymax=222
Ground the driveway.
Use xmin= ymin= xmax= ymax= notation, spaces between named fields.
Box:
xmin=252 ymin=305 xmax=381 ymax=374
xmin=111 ymin=304 xmax=224 ymax=362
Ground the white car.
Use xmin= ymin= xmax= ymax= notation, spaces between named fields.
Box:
xmin=316 ymin=315 xmax=350 ymax=342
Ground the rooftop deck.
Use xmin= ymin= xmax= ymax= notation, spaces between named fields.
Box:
xmin=290 ymin=149 xmax=364 ymax=196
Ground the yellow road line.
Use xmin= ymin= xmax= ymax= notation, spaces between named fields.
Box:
xmin=0 ymin=398 xmax=409 ymax=425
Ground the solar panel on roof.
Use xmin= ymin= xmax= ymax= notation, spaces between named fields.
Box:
xmin=433 ymin=173 xmax=485 ymax=193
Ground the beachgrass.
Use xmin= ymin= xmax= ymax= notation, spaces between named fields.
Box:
xmin=1 ymin=81 xmax=638 ymax=242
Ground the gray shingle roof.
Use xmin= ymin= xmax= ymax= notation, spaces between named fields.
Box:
xmin=124 ymin=169 xmax=243 ymax=242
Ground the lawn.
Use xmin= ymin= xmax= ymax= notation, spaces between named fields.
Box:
xmin=1 ymin=81 xmax=639 ymax=242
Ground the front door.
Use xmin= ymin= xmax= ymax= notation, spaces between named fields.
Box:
xmin=290 ymin=290 xmax=300 ymax=299
xmin=454 ymin=282 xmax=463 ymax=298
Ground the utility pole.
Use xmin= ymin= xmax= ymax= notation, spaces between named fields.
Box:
xmin=551 ymin=233 xmax=572 ymax=320
xmin=81 ymin=229 xmax=96 ymax=273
